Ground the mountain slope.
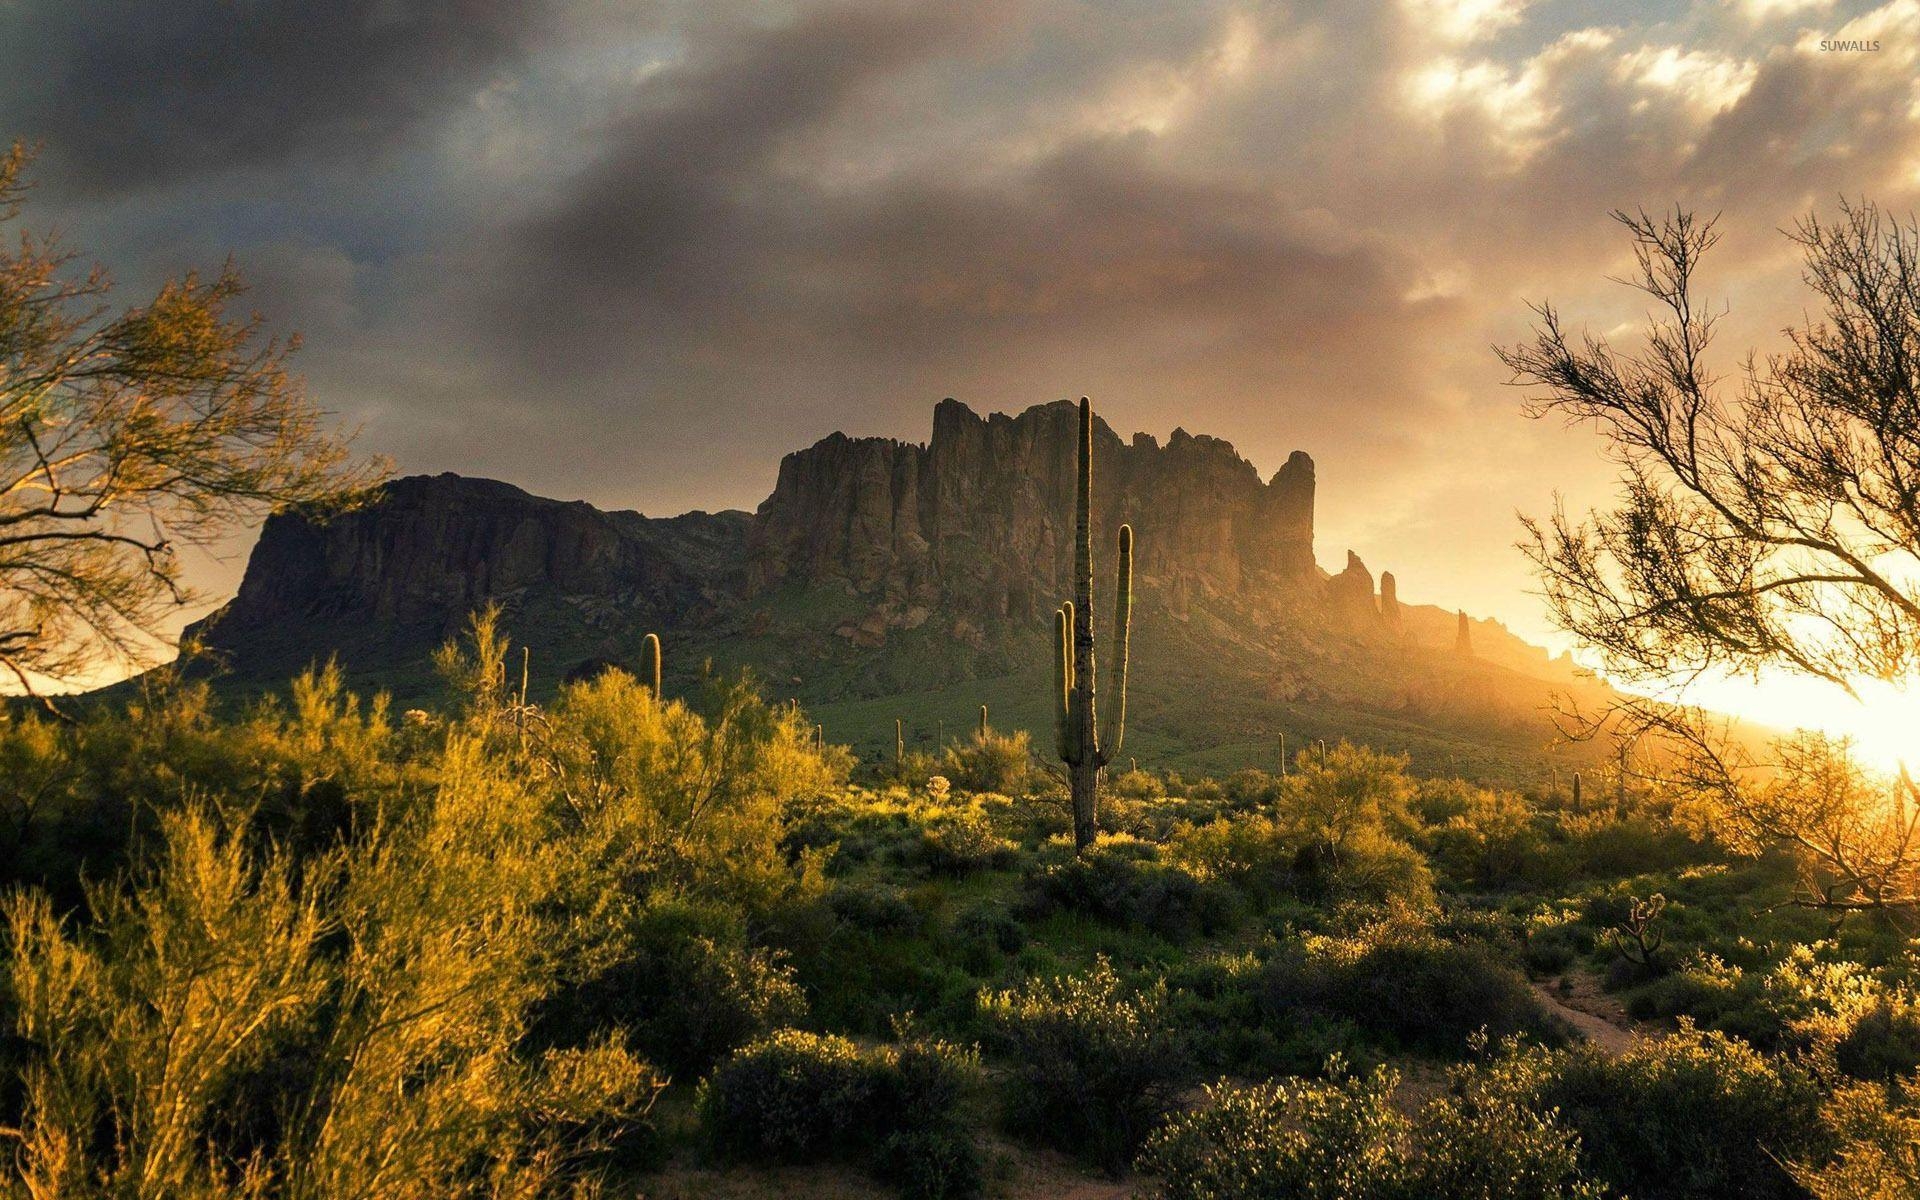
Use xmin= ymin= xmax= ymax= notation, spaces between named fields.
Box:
xmin=185 ymin=399 xmax=1614 ymax=783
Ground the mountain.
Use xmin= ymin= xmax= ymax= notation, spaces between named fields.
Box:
xmin=186 ymin=399 xmax=1613 ymax=783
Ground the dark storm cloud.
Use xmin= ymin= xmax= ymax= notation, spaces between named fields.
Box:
xmin=8 ymin=0 xmax=1920 ymax=643
xmin=0 ymin=0 xmax=555 ymax=195
xmin=513 ymin=2 xmax=1015 ymax=352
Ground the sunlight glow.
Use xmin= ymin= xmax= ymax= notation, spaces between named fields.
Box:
xmin=1677 ymin=668 xmax=1920 ymax=774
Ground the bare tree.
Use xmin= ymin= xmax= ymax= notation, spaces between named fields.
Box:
xmin=0 ymin=144 xmax=385 ymax=695
xmin=1500 ymin=202 xmax=1920 ymax=918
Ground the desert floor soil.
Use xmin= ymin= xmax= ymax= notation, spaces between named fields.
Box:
xmin=1531 ymin=971 xmax=1643 ymax=1056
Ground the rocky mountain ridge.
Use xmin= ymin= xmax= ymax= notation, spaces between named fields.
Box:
xmin=186 ymin=398 xmax=1600 ymax=780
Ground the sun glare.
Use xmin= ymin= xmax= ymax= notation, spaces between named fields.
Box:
xmin=1678 ymin=668 xmax=1920 ymax=775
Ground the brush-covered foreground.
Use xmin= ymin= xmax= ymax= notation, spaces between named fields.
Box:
xmin=2 ymin=618 xmax=1917 ymax=1199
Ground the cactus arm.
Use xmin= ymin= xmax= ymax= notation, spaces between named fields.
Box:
xmin=1055 ymin=603 xmax=1076 ymax=763
xmin=1099 ymin=524 xmax=1132 ymax=763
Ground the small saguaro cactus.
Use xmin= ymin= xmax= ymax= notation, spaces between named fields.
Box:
xmin=979 ymin=704 xmax=989 ymax=737
xmin=642 ymin=632 xmax=662 ymax=696
xmin=1052 ymin=396 xmax=1134 ymax=853
xmin=895 ymin=718 xmax=905 ymax=772
xmin=1278 ymin=732 xmax=1288 ymax=777
xmin=1572 ymin=770 xmax=1584 ymax=810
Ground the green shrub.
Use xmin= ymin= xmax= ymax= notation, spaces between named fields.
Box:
xmin=698 ymin=1029 xmax=875 ymax=1161
xmin=978 ymin=957 xmax=1187 ymax=1173
xmin=953 ymin=903 xmax=1027 ymax=963
xmin=698 ymin=1029 xmax=982 ymax=1198
xmin=2 ymin=760 xmax=663 ymax=1198
xmin=829 ymin=880 xmax=926 ymax=934
xmin=1790 ymin=1079 xmax=1920 ymax=1200
xmin=1422 ymin=787 xmax=1548 ymax=889
xmin=941 ymin=729 xmax=1033 ymax=795
xmin=1111 ymin=767 xmax=1168 ymax=800
xmin=1252 ymin=911 xmax=1566 ymax=1054
xmin=1165 ymin=813 xmax=1298 ymax=907
xmin=1523 ymin=1027 xmax=1829 ymax=1200
xmin=1141 ymin=1070 xmax=1409 ymax=1200
xmin=1835 ymin=1000 xmax=1920 ymax=1083
xmin=1140 ymin=1063 xmax=1602 ymax=1200
xmin=539 ymin=899 xmax=808 ymax=1078
xmin=1018 ymin=842 xmax=1236 ymax=941
xmin=901 ymin=807 xmax=1018 ymax=876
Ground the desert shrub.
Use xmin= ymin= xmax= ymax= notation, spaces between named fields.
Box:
xmin=1018 ymin=841 xmax=1236 ymax=941
xmin=978 ymin=957 xmax=1186 ymax=1173
xmin=545 ymin=667 xmax=846 ymax=901
xmin=882 ymin=748 xmax=940 ymax=788
xmin=1141 ymin=1069 xmax=1409 ymax=1200
xmin=941 ymin=729 xmax=1032 ymax=796
xmin=1 ymin=746 xmax=664 ymax=1198
xmin=1411 ymin=1066 xmax=1605 ymax=1200
xmin=1251 ymin=910 xmax=1564 ymax=1054
xmin=1835 ymin=1000 xmax=1920 ymax=1082
xmin=1521 ymin=906 xmax=1592 ymax=974
xmin=1222 ymin=768 xmax=1283 ymax=809
xmin=1307 ymin=825 xmax=1435 ymax=908
xmin=1110 ymin=767 xmax=1167 ymax=800
xmin=1422 ymin=787 xmax=1548 ymax=889
xmin=0 ymin=664 xmax=417 ymax=907
xmin=698 ymin=1030 xmax=875 ymax=1161
xmin=1411 ymin=775 xmax=1481 ymax=824
xmin=1625 ymin=944 xmax=1920 ymax=1066
xmin=1140 ymin=1062 xmax=1601 ymax=1200
xmin=952 ymin=903 xmax=1027 ymax=963
xmin=538 ymin=898 xmax=808 ymax=1078
xmin=1165 ymin=949 xmax=1369 ymax=1078
xmin=1519 ymin=1026 xmax=1828 ymax=1200
xmin=1553 ymin=809 xmax=1701 ymax=879
xmin=900 ymin=806 xmax=1017 ymax=876
xmin=1791 ymin=1079 xmax=1920 ymax=1200
xmin=829 ymin=879 xmax=926 ymax=934
xmin=698 ymin=1029 xmax=981 ymax=1198
xmin=1280 ymin=741 xmax=1416 ymax=852
xmin=1165 ymin=813 xmax=1298 ymax=906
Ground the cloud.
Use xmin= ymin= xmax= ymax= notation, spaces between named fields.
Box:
xmin=0 ymin=0 xmax=556 ymax=195
xmin=5 ymin=0 xmax=1918 ymax=644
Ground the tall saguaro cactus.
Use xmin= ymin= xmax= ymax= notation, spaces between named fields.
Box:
xmin=1053 ymin=397 xmax=1134 ymax=852
xmin=642 ymin=632 xmax=662 ymax=696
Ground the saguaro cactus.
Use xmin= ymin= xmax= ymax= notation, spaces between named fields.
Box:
xmin=1053 ymin=397 xmax=1134 ymax=852
xmin=895 ymin=718 xmax=905 ymax=772
xmin=979 ymin=704 xmax=989 ymax=737
xmin=642 ymin=632 xmax=662 ymax=696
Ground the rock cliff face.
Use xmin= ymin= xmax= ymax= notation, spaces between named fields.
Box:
xmin=180 ymin=398 xmax=1609 ymax=782
xmin=747 ymin=399 xmax=1317 ymax=621
xmin=202 ymin=474 xmax=748 ymax=645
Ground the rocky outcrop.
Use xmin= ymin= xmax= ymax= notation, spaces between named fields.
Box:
xmin=1379 ymin=571 xmax=1402 ymax=627
xmin=1327 ymin=550 xmax=1378 ymax=629
xmin=748 ymin=399 xmax=1318 ymax=624
xmin=200 ymin=474 xmax=749 ymax=642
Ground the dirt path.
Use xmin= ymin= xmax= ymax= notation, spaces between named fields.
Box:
xmin=1531 ymin=975 xmax=1639 ymax=1055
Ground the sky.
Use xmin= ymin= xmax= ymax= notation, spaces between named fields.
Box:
xmin=5 ymin=0 xmax=1920 ymax=736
